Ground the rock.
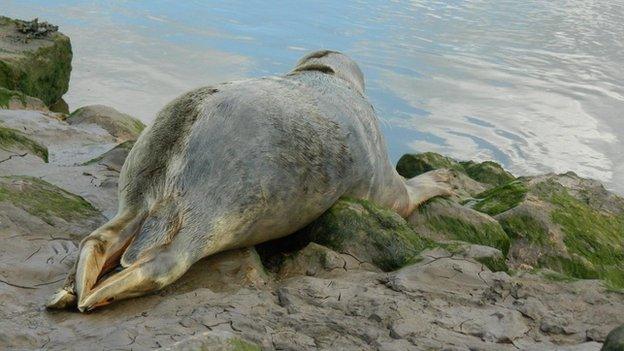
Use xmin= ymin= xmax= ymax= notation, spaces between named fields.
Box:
xmin=0 ymin=16 xmax=72 ymax=105
xmin=1 ymin=124 xmax=624 ymax=351
xmin=408 ymin=197 xmax=510 ymax=255
xmin=82 ymin=140 xmax=134 ymax=172
xmin=66 ymin=105 xmax=145 ymax=141
xmin=0 ymin=87 xmax=48 ymax=111
xmin=602 ymin=324 xmax=624 ymax=351
xmin=258 ymin=197 xmax=433 ymax=272
xmin=396 ymin=151 xmax=514 ymax=187
xmin=48 ymin=98 xmax=69 ymax=114
xmin=472 ymin=173 xmax=624 ymax=290
xmin=176 ymin=247 xmax=270 ymax=293
xmin=0 ymin=123 xmax=48 ymax=162
xmin=168 ymin=331 xmax=261 ymax=351
xmin=271 ymin=243 xmax=380 ymax=279
xmin=0 ymin=109 xmax=120 ymax=216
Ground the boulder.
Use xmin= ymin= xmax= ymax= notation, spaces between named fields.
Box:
xmin=396 ymin=151 xmax=514 ymax=187
xmin=0 ymin=87 xmax=48 ymax=111
xmin=258 ymin=198 xmax=433 ymax=272
xmin=66 ymin=105 xmax=145 ymax=141
xmin=602 ymin=324 xmax=624 ymax=351
xmin=471 ymin=173 xmax=624 ymax=290
xmin=0 ymin=17 xmax=72 ymax=105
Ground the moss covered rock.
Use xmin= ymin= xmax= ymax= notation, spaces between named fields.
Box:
xmin=396 ymin=152 xmax=514 ymax=187
xmin=0 ymin=86 xmax=48 ymax=111
xmin=474 ymin=173 xmax=624 ymax=290
xmin=67 ymin=105 xmax=145 ymax=141
xmin=258 ymin=198 xmax=433 ymax=272
xmin=0 ymin=175 xmax=100 ymax=225
xmin=0 ymin=17 xmax=72 ymax=105
xmin=0 ymin=124 xmax=48 ymax=161
xmin=602 ymin=324 xmax=624 ymax=351
xmin=409 ymin=197 xmax=510 ymax=255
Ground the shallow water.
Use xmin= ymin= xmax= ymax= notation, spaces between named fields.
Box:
xmin=3 ymin=0 xmax=624 ymax=193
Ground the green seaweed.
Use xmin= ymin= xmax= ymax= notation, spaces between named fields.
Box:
xmin=0 ymin=176 xmax=98 ymax=224
xmin=228 ymin=338 xmax=261 ymax=351
xmin=304 ymin=198 xmax=434 ymax=271
xmin=0 ymin=32 xmax=72 ymax=105
xmin=396 ymin=152 xmax=461 ymax=178
xmin=476 ymin=256 xmax=509 ymax=273
xmin=396 ymin=152 xmax=515 ymax=186
xmin=473 ymin=180 xmax=528 ymax=215
xmin=532 ymin=180 xmax=624 ymax=289
xmin=460 ymin=160 xmax=515 ymax=186
xmin=499 ymin=214 xmax=549 ymax=245
xmin=426 ymin=215 xmax=510 ymax=255
xmin=0 ymin=125 xmax=48 ymax=162
xmin=0 ymin=86 xmax=26 ymax=108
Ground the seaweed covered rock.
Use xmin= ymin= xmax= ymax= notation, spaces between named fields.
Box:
xmin=0 ymin=123 xmax=48 ymax=162
xmin=0 ymin=17 xmax=72 ymax=105
xmin=408 ymin=197 xmax=510 ymax=255
xmin=0 ymin=86 xmax=47 ymax=111
xmin=0 ymin=175 xmax=102 ymax=228
xmin=396 ymin=151 xmax=514 ymax=187
xmin=258 ymin=198 xmax=433 ymax=272
xmin=472 ymin=172 xmax=624 ymax=290
xmin=67 ymin=105 xmax=145 ymax=141
xmin=602 ymin=324 xmax=624 ymax=351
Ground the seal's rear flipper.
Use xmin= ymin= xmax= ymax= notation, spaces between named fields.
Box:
xmin=404 ymin=169 xmax=456 ymax=214
xmin=46 ymin=212 xmax=142 ymax=310
xmin=77 ymin=244 xmax=190 ymax=312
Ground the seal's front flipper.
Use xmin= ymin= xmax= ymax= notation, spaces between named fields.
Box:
xmin=404 ymin=169 xmax=456 ymax=214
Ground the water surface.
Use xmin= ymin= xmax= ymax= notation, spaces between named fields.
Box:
xmin=3 ymin=0 xmax=623 ymax=193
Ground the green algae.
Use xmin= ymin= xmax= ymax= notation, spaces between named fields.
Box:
xmin=476 ymin=256 xmax=509 ymax=273
xmin=0 ymin=125 xmax=48 ymax=162
xmin=0 ymin=176 xmax=98 ymax=224
xmin=0 ymin=86 xmax=27 ymax=108
xmin=304 ymin=198 xmax=434 ymax=271
xmin=534 ymin=181 xmax=624 ymax=290
xmin=0 ymin=22 xmax=72 ymax=105
xmin=426 ymin=215 xmax=510 ymax=255
xmin=396 ymin=152 xmax=462 ymax=178
xmin=460 ymin=160 xmax=515 ymax=186
xmin=498 ymin=214 xmax=549 ymax=245
xmin=396 ymin=152 xmax=515 ymax=187
xmin=473 ymin=180 xmax=528 ymax=215
xmin=228 ymin=338 xmax=261 ymax=351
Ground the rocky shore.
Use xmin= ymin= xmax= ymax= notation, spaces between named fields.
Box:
xmin=1 ymin=16 xmax=623 ymax=351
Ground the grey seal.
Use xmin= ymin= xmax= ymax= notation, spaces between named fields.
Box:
xmin=47 ymin=50 xmax=451 ymax=311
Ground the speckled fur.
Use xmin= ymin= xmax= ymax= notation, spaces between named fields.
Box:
xmin=58 ymin=51 xmax=450 ymax=308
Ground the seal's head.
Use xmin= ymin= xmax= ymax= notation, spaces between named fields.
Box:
xmin=292 ymin=50 xmax=365 ymax=94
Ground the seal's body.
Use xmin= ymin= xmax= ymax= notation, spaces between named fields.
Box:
xmin=48 ymin=51 xmax=450 ymax=311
